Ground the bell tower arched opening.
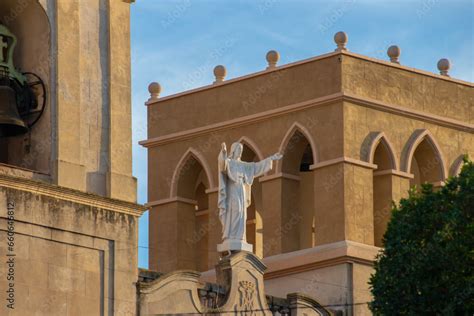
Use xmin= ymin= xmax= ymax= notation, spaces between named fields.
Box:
xmin=173 ymin=150 xmax=212 ymax=271
xmin=281 ymin=128 xmax=315 ymax=250
xmin=408 ymin=135 xmax=445 ymax=188
xmin=0 ymin=0 xmax=51 ymax=174
xmin=371 ymin=137 xmax=397 ymax=247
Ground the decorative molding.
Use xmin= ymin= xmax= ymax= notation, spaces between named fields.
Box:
xmin=145 ymin=50 xmax=471 ymax=107
xmin=140 ymin=92 xmax=343 ymax=148
xmin=259 ymin=172 xmax=301 ymax=183
xmin=140 ymin=93 xmax=473 ymax=149
xmin=0 ymin=163 xmax=51 ymax=183
xmin=195 ymin=209 xmax=209 ymax=216
xmin=373 ymin=169 xmax=414 ymax=179
xmin=432 ymin=181 xmax=445 ymax=188
xmin=145 ymin=51 xmax=340 ymax=106
xmin=238 ymin=281 xmax=256 ymax=311
xmin=263 ymin=240 xmax=380 ymax=280
xmin=265 ymin=255 xmax=374 ymax=280
xmin=205 ymin=187 xmax=219 ymax=194
xmin=310 ymin=157 xmax=377 ymax=170
xmin=246 ymin=219 xmax=257 ymax=225
xmin=0 ymin=174 xmax=145 ymax=216
xmin=146 ymin=196 xmax=197 ymax=208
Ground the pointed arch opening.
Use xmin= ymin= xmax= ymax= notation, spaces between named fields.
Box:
xmin=450 ymin=155 xmax=466 ymax=177
xmin=279 ymin=123 xmax=317 ymax=174
xmin=172 ymin=148 xmax=213 ymax=271
xmin=404 ymin=130 xmax=446 ymax=188
xmin=279 ymin=123 xmax=317 ymax=250
xmin=371 ymin=135 xmax=398 ymax=247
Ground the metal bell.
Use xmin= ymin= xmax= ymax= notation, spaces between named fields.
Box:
xmin=0 ymin=85 xmax=28 ymax=137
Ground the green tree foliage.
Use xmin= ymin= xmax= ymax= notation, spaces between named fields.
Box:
xmin=369 ymin=159 xmax=474 ymax=315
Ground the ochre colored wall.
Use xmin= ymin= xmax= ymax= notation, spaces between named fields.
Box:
xmin=0 ymin=0 xmax=136 ymax=202
xmin=0 ymin=181 xmax=141 ymax=315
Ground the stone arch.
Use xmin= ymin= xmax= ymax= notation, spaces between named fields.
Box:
xmin=450 ymin=154 xmax=467 ymax=177
xmin=238 ymin=136 xmax=264 ymax=161
xmin=170 ymin=148 xmax=214 ymax=272
xmin=367 ymin=132 xmax=399 ymax=247
xmin=362 ymin=132 xmax=399 ymax=170
xmin=278 ymin=122 xmax=318 ymax=174
xmin=277 ymin=122 xmax=317 ymax=250
xmin=170 ymin=148 xmax=214 ymax=198
xmin=402 ymin=129 xmax=447 ymax=186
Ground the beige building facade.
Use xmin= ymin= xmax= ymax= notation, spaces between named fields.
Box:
xmin=0 ymin=1 xmax=144 ymax=315
xmin=142 ymin=34 xmax=473 ymax=314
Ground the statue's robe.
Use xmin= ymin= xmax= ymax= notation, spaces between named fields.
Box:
xmin=218 ymin=156 xmax=273 ymax=242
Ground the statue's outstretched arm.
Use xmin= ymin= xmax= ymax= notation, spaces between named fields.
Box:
xmin=270 ymin=152 xmax=283 ymax=161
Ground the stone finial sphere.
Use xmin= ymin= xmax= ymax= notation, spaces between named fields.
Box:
xmin=334 ymin=31 xmax=348 ymax=51
xmin=148 ymin=82 xmax=161 ymax=101
xmin=437 ymin=58 xmax=451 ymax=76
xmin=148 ymin=82 xmax=161 ymax=95
xmin=266 ymin=50 xmax=280 ymax=69
xmin=387 ymin=45 xmax=401 ymax=63
xmin=213 ymin=65 xmax=227 ymax=83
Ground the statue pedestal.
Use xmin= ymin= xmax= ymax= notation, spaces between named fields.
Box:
xmin=214 ymin=251 xmax=272 ymax=315
xmin=217 ymin=239 xmax=253 ymax=253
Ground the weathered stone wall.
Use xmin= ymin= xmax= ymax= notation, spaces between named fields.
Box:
xmin=0 ymin=176 xmax=142 ymax=315
xmin=0 ymin=0 xmax=136 ymax=202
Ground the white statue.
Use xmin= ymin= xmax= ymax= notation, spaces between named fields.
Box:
xmin=217 ymin=142 xmax=282 ymax=253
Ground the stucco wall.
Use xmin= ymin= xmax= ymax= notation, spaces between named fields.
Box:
xmin=0 ymin=180 xmax=141 ymax=316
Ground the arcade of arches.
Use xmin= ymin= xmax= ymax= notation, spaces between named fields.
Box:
xmin=161 ymin=126 xmax=457 ymax=272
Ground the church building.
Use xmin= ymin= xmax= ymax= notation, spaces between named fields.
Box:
xmin=141 ymin=32 xmax=473 ymax=315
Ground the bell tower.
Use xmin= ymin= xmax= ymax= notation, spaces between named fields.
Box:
xmin=0 ymin=0 xmax=136 ymax=202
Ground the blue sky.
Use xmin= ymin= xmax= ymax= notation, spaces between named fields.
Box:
xmin=131 ymin=0 xmax=473 ymax=268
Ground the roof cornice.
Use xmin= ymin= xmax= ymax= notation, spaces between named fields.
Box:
xmin=146 ymin=50 xmax=472 ymax=106
xmin=140 ymin=92 xmax=473 ymax=148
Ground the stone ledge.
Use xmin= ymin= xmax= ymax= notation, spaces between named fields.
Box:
xmin=145 ymin=50 xmax=471 ymax=108
xmin=0 ymin=163 xmax=51 ymax=183
xmin=0 ymin=174 xmax=145 ymax=217
xmin=263 ymin=240 xmax=380 ymax=279
xmin=141 ymin=92 xmax=473 ymax=148
xmin=200 ymin=240 xmax=380 ymax=283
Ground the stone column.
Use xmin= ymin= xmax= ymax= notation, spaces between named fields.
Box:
xmin=260 ymin=174 xmax=300 ymax=257
xmin=106 ymin=0 xmax=136 ymax=202
xmin=312 ymin=160 xmax=376 ymax=246
xmin=56 ymin=0 xmax=85 ymax=191
xmin=299 ymin=171 xmax=315 ymax=249
xmin=149 ymin=198 xmax=197 ymax=272
xmin=373 ymin=170 xmax=411 ymax=246
xmin=207 ymin=190 xmax=221 ymax=268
